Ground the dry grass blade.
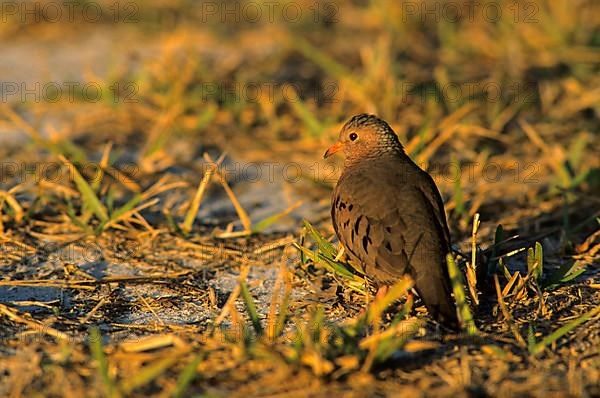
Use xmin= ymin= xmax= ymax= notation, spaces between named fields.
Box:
xmin=467 ymin=213 xmax=480 ymax=306
xmin=519 ymin=118 xmax=571 ymax=188
xmin=103 ymin=165 xmax=142 ymax=193
xmin=416 ymin=103 xmax=476 ymax=164
xmin=0 ymin=190 xmax=24 ymax=223
xmin=0 ymin=104 xmax=45 ymax=144
xmin=141 ymin=175 xmax=188 ymax=201
xmin=81 ymin=297 xmax=109 ymax=323
xmin=120 ymin=334 xmax=185 ymax=353
xmin=362 ymin=320 xmax=417 ymax=352
xmin=365 ymin=276 xmax=413 ymax=325
xmin=267 ymin=257 xmax=292 ymax=340
xmin=181 ymin=152 xmax=226 ymax=234
xmin=212 ymin=267 xmax=250 ymax=330
xmin=0 ymin=303 xmax=69 ymax=341
xmin=502 ymin=270 xmax=521 ymax=297
xmin=359 ymin=318 xmax=423 ymax=370
xmin=205 ymin=153 xmax=252 ymax=233
xmin=344 ymin=277 xmax=419 ymax=371
xmin=142 ymin=104 xmax=184 ymax=161
xmin=0 ymin=271 xmax=191 ymax=290
xmin=493 ymin=275 xmax=527 ymax=348
xmin=103 ymin=198 xmax=159 ymax=231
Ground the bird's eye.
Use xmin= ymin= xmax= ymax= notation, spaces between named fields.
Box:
xmin=349 ymin=132 xmax=358 ymax=141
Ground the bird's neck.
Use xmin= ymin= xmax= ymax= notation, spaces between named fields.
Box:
xmin=344 ymin=145 xmax=406 ymax=168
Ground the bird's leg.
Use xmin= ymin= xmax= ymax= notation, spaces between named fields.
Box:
xmin=406 ymin=290 xmax=414 ymax=308
xmin=333 ymin=246 xmax=345 ymax=262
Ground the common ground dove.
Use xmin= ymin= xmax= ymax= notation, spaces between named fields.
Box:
xmin=324 ymin=114 xmax=459 ymax=329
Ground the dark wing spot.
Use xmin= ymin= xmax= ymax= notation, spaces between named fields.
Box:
xmin=348 ymin=204 xmax=353 ymax=211
xmin=386 ymin=226 xmax=392 ymax=233
xmin=347 ymin=246 xmax=358 ymax=258
xmin=351 ymin=228 xmax=355 ymax=243
xmin=354 ymin=215 xmax=363 ymax=235
xmin=398 ymin=216 xmax=407 ymax=229
xmin=385 ymin=241 xmax=392 ymax=251
xmin=362 ymin=235 xmax=369 ymax=253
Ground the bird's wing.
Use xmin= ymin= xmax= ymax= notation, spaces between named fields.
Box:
xmin=332 ymin=163 xmax=458 ymax=328
xmin=333 ymin=169 xmax=444 ymax=277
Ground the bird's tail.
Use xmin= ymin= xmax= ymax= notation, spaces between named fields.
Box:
xmin=414 ymin=269 xmax=459 ymax=330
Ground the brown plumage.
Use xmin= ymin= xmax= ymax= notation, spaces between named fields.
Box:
xmin=324 ymin=114 xmax=458 ymax=329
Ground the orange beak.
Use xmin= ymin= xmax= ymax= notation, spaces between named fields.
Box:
xmin=323 ymin=141 xmax=343 ymax=159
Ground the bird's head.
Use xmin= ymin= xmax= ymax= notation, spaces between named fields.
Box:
xmin=323 ymin=114 xmax=404 ymax=162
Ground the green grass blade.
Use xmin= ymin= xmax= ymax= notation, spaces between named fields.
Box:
xmin=252 ymin=201 xmax=302 ymax=233
xmin=567 ymin=132 xmax=588 ymax=172
xmin=446 ymin=254 xmax=477 ymax=335
xmin=109 ymin=194 xmax=142 ymax=222
xmin=172 ymin=355 xmax=203 ymax=398
xmin=293 ymin=242 xmax=357 ymax=281
xmin=196 ymin=103 xmax=217 ymax=130
xmin=56 ymin=139 xmax=88 ymax=164
xmin=499 ymin=257 xmax=512 ymax=281
xmin=373 ymin=319 xmax=423 ymax=363
xmin=89 ymin=327 xmax=120 ymax=398
xmin=290 ymin=37 xmax=371 ymax=107
xmin=121 ymin=356 xmax=181 ymax=394
xmin=543 ymin=260 xmax=587 ymax=290
xmin=487 ymin=224 xmax=504 ymax=276
xmin=291 ymin=37 xmax=351 ymax=81
xmin=303 ymin=220 xmax=337 ymax=258
xmin=65 ymin=199 xmax=94 ymax=234
xmin=275 ymin=295 xmax=291 ymax=338
xmin=61 ymin=156 xmax=109 ymax=223
xmin=240 ymin=281 xmax=263 ymax=335
xmin=527 ymin=324 xmax=537 ymax=353
xmin=288 ymin=92 xmax=324 ymax=137
xmin=164 ymin=210 xmax=184 ymax=234
xmin=527 ymin=242 xmax=543 ymax=284
xmin=530 ymin=305 xmax=600 ymax=356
